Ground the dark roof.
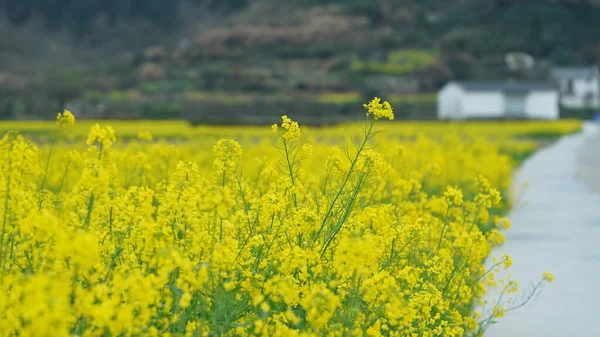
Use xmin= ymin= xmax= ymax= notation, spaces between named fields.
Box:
xmin=454 ymin=81 xmax=556 ymax=92
xmin=551 ymin=66 xmax=599 ymax=79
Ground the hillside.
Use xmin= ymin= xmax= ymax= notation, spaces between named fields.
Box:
xmin=1 ymin=0 xmax=600 ymax=123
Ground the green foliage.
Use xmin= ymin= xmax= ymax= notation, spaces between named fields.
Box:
xmin=350 ymin=61 xmax=417 ymax=75
xmin=138 ymin=102 xmax=182 ymax=119
xmin=351 ymin=49 xmax=438 ymax=75
xmin=140 ymin=80 xmax=195 ymax=95
xmin=389 ymin=93 xmax=437 ymax=104
xmin=387 ymin=49 xmax=437 ymax=67
xmin=83 ymin=91 xmax=104 ymax=104
xmin=106 ymin=91 xmax=141 ymax=103
xmin=439 ymin=0 xmax=600 ymax=64
xmin=43 ymin=66 xmax=84 ymax=113
xmin=313 ymin=92 xmax=362 ymax=105
xmin=0 ymin=0 xmax=249 ymax=36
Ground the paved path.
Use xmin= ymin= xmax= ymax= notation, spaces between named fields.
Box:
xmin=485 ymin=122 xmax=600 ymax=337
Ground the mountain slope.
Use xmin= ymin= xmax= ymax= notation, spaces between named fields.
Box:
xmin=1 ymin=0 xmax=599 ymax=121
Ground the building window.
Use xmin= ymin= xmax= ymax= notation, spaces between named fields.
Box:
xmin=566 ymin=79 xmax=574 ymax=95
xmin=505 ymin=94 xmax=526 ymax=117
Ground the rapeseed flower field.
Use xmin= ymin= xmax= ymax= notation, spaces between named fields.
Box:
xmin=0 ymin=99 xmax=572 ymax=336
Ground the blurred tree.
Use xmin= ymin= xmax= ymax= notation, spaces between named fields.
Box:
xmin=0 ymin=0 xmax=249 ymax=36
xmin=207 ymin=0 xmax=248 ymax=13
xmin=528 ymin=15 xmax=542 ymax=43
xmin=4 ymin=0 xmax=32 ymax=25
xmin=43 ymin=66 xmax=83 ymax=114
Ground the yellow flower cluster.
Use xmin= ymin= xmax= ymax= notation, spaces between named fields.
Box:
xmin=273 ymin=115 xmax=301 ymax=141
xmin=56 ymin=109 xmax=76 ymax=128
xmin=213 ymin=138 xmax=242 ymax=175
xmin=137 ymin=130 xmax=153 ymax=141
xmin=0 ymin=103 xmax=568 ymax=336
xmin=363 ymin=97 xmax=394 ymax=120
xmin=87 ymin=123 xmax=116 ymax=148
xmin=0 ymin=117 xmax=581 ymax=144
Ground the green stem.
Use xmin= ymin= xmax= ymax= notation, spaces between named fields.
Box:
xmin=282 ymin=139 xmax=298 ymax=209
xmin=55 ymin=160 xmax=72 ymax=198
xmin=435 ymin=204 xmax=453 ymax=254
xmin=83 ymin=193 xmax=95 ymax=228
xmin=39 ymin=130 xmax=59 ymax=191
xmin=313 ymin=119 xmax=375 ymax=245
xmin=125 ymin=164 xmax=138 ymax=189
xmin=319 ymin=169 xmax=369 ymax=258
xmin=0 ymin=147 xmax=12 ymax=281
xmin=97 ymin=143 xmax=104 ymax=161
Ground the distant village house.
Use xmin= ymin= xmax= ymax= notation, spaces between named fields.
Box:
xmin=551 ymin=66 xmax=600 ymax=109
xmin=437 ymin=81 xmax=559 ymax=120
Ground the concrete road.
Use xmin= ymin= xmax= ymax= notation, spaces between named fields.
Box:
xmin=484 ymin=122 xmax=600 ymax=337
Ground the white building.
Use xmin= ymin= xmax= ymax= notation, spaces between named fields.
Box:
xmin=437 ymin=81 xmax=559 ymax=120
xmin=551 ymin=66 xmax=600 ymax=109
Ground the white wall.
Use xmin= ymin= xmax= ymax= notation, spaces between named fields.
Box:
xmin=439 ymin=84 xmax=559 ymax=120
xmin=462 ymin=92 xmax=504 ymax=118
xmin=525 ymin=91 xmax=559 ymax=120
xmin=437 ymin=83 xmax=464 ymax=119
xmin=559 ymin=77 xmax=600 ymax=108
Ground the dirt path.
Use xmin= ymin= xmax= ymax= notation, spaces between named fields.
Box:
xmin=484 ymin=122 xmax=600 ymax=337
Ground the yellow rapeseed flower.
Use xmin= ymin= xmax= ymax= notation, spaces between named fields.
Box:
xmin=138 ymin=130 xmax=153 ymax=141
xmin=0 ymin=99 xmax=571 ymax=336
xmin=543 ymin=271 xmax=554 ymax=283
xmin=86 ymin=123 xmax=116 ymax=148
xmin=278 ymin=115 xmax=301 ymax=141
xmin=56 ymin=109 xmax=75 ymax=128
xmin=363 ymin=97 xmax=394 ymax=120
